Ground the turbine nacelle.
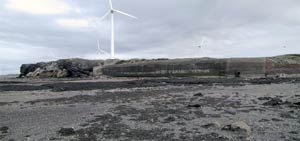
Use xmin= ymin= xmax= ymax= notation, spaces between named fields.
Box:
xmin=99 ymin=9 xmax=138 ymax=21
xmin=98 ymin=0 xmax=138 ymax=22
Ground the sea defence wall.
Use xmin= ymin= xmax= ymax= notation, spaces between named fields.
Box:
xmin=225 ymin=58 xmax=266 ymax=78
xmin=102 ymin=58 xmax=227 ymax=77
xmin=19 ymin=54 xmax=300 ymax=78
xmin=102 ymin=55 xmax=300 ymax=78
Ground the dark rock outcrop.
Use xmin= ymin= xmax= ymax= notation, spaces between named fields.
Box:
xmin=262 ymin=97 xmax=284 ymax=106
xmin=58 ymin=128 xmax=76 ymax=136
xmin=19 ymin=59 xmax=105 ymax=78
xmin=20 ymin=63 xmax=44 ymax=77
xmin=0 ymin=126 xmax=9 ymax=134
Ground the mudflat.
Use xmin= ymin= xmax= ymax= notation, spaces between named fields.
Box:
xmin=0 ymin=77 xmax=300 ymax=140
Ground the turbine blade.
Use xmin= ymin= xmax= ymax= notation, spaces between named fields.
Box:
xmin=98 ymin=10 xmax=110 ymax=22
xmin=109 ymin=0 xmax=113 ymax=9
xmin=97 ymin=40 xmax=101 ymax=50
xmin=114 ymin=9 xmax=138 ymax=19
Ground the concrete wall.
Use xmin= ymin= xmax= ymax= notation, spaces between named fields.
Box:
xmin=102 ymin=58 xmax=227 ymax=77
xmin=225 ymin=58 xmax=266 ymax=78
xmin=103 ymin=58 xmax=266 ymax=77
xmin=102 ymin=55 xmax=300 ymax=78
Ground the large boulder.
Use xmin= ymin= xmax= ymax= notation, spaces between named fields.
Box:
xmin=57 ymin=69 xmax=69 ymax=78
xmin=93 ymin=66 xmax=103 ymax=76
xmin=26 ymin=67 xmax=58 ymax=78
xmin=222 ymin=121 xmax=252 ymax=136
xmin=19 ymin=63 xmax=45 ymax=78
xmin=19 ymin=59 xmax=104 ymax=78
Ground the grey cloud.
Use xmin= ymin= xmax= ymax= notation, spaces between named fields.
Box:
xmin=0 ymin=0 xmax=300 ymax=74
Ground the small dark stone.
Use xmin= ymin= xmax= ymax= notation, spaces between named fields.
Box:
xmin=193 ymin=93 xmax=203 ymax=97
xmin=263 ymin=98 xmax=284 ymax=106
xmin=187 ymin=104 xmax=201 ymax=108
xmin=58 ymin=128 xmax=76 ymax=136
xmin=193 ymin=110 xmax=206 ymax=118
xmin=201 ymin=122 xmax=221 ymax=129
xmin=259 ymin=119 xmax=270 ymax=122
xmin=224 ymin=110 xmax=236 ymax=115
xmin=176 ymin=122 xmax=186 ymax=126
xmin=271 ymin=118 xmax=283 ymax=122
xmin=49 ymin=137 xmax=61 ymax=140
xmin=258 ymin=97 xmax=272 ymax=101
xmin=0 ymin=135 xmax=5 ymax=140
xmin=290 ymin=137 xmax=300 ymax=141
xmin=280 ymin=134 xmax=286 ymax=139
xmin=79 ymin=123 xmax=89 ymax=127
xmin=234 ymin=72 xmax=241 ymax=78
xmin=0 ymin=126 xmax=9 ymax=130
xmin=0 ymin=126 xmax=9 ymax=133
xmin=288 ymin=102 xmax=300 ymax=108
xmin=194 ymin=132 xmax=230 ymax=141
xmin=179 ymin=127 xmax=187 ymax=132
xmin=179 ymin=133 xmax=190 ymax=140
xmin=289 ymin=131 xmax=298 ymax=134
xmin=280 ymin=112 xmax=295 ymax=119
xmin=163 ymin=116 xmax=176 ymax=123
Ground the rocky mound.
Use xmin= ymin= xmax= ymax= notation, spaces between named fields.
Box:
xmin=19 ymin=59 xmax=105 ymax=78
xmin=270 ymin=54 xmax=300 ymax=65
xmin=18 ymin=58 xmax=170 ymax=78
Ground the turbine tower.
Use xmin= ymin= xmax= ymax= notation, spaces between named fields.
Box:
xmin=98 ymin=0 xmax=137 ymax=59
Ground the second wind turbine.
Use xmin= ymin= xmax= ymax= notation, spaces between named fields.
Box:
xmin=98 ymin=0 xmax=137 ymax=59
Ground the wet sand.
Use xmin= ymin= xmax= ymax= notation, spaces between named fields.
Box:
xmin=0 ymin=77 xmax=300 ymax=140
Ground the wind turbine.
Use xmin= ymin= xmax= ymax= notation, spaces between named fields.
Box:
xmin=194 ymin=37 xmax=207 ymax=57
xmin=196 ymin=38 xmax=206 ymax=49
xmin=283 ymin=40 xmax=288 ymax=48
xmin=96 ymin=39 xmax=110 ymax=58
xmin=98 ymin=0 xmax=137 ymax=59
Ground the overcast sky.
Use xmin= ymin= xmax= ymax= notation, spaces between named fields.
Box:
xmin=1 ymin=0 xmax=300 ymax=74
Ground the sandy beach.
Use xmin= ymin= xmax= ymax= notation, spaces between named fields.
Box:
xmin=0 ymin=77 xmax=299 ymax=140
